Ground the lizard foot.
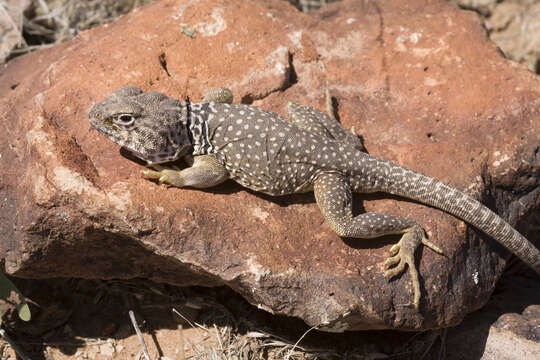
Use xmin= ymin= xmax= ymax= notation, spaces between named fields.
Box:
xmin=383 ymin=225 xmax=443 ymax=310
xmin=143 ymin=165 xmax=185 ymax=187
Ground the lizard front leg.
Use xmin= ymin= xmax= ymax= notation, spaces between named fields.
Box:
xmin=142 ymin=87 xmax=233 ymax=188
xmin=143 ymin=155 xmax=229 ymax=188
xmin=313 ymin=172 xmax=443 ymax=310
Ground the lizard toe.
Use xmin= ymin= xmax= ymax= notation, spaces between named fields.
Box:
xmin=384 ymin=258 xmax=405 ymax=279
xmin=384 ymin=253 xmax=401 ymax=269
xmin=422 ymin=238 xmax=444 ymax=255
xmin=142 ymin=169 xmax=162 ymax=179
xmin=388 ymin=242 xmax=400 ymax=256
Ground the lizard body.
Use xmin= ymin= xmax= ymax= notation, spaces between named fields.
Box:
xmin=89 ymin=87 xmax=540 ymax=310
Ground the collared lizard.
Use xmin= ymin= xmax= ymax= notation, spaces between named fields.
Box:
xmin=88 ymin=86 xmax=540 ymax=310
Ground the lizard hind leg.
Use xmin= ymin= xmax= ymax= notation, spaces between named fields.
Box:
xmin=202 ymin=88 xmax=234 ymax=104
xmin=313 ymin=172 xmax=443 ymax=310
xmin=285 ymin=90 xmax=365 ymax=151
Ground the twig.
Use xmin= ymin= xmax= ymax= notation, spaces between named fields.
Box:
xmin=172 ymin=308 xmax=208 ymax=334
xmin=0 ymin=329 xmax=32 ymax=360
xmin=285 ymin=324 xmax=319 ymax=359
xmin=213 ymin=324 xmax=223 ymax=352
xmin=178 ymin=324 xmax=186 ymax=360
xmin=128 ymin=310 xmax=151 ymax=360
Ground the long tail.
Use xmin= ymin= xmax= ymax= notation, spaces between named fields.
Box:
xmin=364 ymin=154 xmax=540 ymax=274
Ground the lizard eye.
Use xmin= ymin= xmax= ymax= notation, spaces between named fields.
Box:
xmin=115 ymin=114 xmax=135 ymax=126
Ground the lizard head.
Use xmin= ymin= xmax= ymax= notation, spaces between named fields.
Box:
xmin=89 ymin=87 xmax=191 ymax=164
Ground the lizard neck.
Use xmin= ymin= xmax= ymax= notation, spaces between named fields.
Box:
xmin=187 ymin=103 xmax=215 ymax=156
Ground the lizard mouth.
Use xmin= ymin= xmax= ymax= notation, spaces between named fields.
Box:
xmin=89 ymin=119 xmax=123 ymax=143
xmin=90 ymin=124 xmax=148 ymax=161
xmin=90 ymin=118 xmax=114 ymax=135
xmin=89 ymin=119 xmax=133 ymax=152
xmin=89 ymin=118 xmax=170 ymax=164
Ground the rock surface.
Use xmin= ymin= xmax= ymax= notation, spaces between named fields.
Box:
xmin=0 ymin=0 xmax=539 ymax=331
xmin=445 ymin=273 xmax=540 ymax=358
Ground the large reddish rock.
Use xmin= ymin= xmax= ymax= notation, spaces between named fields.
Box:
xmin=0 ymin=0 xmax=538 ymax=331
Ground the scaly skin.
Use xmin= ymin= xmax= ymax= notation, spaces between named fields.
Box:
xmin=89 ymin=87 xmax=540 ymax=310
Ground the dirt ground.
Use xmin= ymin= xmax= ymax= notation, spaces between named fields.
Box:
xmin=1 ymin=278 xmax=450 ymax=359
xmin=1 ymin=270 xmax=538 ymax=359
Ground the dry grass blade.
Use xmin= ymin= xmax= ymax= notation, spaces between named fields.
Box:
xmin=0 ymin=0 xmax=30 ymax=62
xmin=2 ymin=0 xmax=155 ymax=61
xmin=0 ymin=329 xmax=31 ymax=360
xmin=129 ymin=310 xmax=151 ymax=360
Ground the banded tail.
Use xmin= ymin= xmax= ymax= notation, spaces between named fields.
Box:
xmin=369 ymin=156 xmax=540 ymax=273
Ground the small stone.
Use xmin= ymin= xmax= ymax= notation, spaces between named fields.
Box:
xmin=99 ymin=343 xmax=115 ymax=357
